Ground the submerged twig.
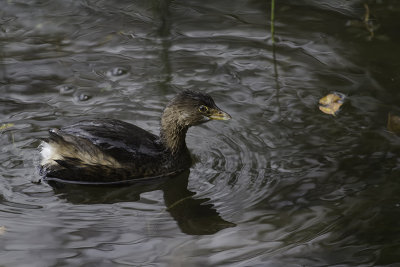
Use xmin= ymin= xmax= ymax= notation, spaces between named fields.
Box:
xmin=165 ymin=195 xmax=192 ymax=211
xmin=363 ymin=3 xmax=374 ymax=39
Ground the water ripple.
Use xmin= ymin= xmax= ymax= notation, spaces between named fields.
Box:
xmin=1 ymin=0 xmax=400 ymax=266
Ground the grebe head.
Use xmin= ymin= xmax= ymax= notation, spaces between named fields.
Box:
xmin=162 ymin=90 xmax=231 ymax=128
xmin=160 ymin=90 xmax=231 ymax=153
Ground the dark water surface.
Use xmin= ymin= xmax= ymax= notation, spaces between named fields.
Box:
xmin=1 ymin=0 xmax=400 ymax=266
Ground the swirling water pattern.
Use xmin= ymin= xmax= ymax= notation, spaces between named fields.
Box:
xmin=1 ymin=0 xmax=400 ymax=266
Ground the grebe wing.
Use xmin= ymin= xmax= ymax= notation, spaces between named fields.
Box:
xmin=57 ymin=119 xmax=163 ymax=163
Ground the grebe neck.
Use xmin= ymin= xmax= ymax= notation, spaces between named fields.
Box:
xmin=160 ymin=106 xmax=189 ymax=154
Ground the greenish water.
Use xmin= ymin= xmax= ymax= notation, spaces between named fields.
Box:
xmin=1 ymin=0 xmax=400 ymax=266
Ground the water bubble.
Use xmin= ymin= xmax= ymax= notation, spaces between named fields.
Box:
xmin=58 ymin=84 xmax=76 ymax=95
xmin=107 ymin=67 xmax=129 ymax=77
xmin=76 ymin=93 xmax=91 ymax=102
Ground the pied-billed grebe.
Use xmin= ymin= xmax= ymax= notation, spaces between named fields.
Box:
xmin=39 ymin=90 xmax=231 ymax=184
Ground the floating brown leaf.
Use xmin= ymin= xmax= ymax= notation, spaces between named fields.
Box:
xmin=387 ymin=113 xmax=400 ymax=135
xmin=319 ymin=93 xmax=345 ymax=116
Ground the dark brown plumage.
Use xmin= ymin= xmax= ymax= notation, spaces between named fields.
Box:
xmin=39 ymin=90 xmax=231 ymax=185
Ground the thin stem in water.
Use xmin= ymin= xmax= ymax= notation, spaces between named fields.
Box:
xmin=270 ymin=0 xmax=275 ymax=44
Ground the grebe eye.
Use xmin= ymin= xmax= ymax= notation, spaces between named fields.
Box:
xmin=198 ymin=105 xmax=208 ymax=113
